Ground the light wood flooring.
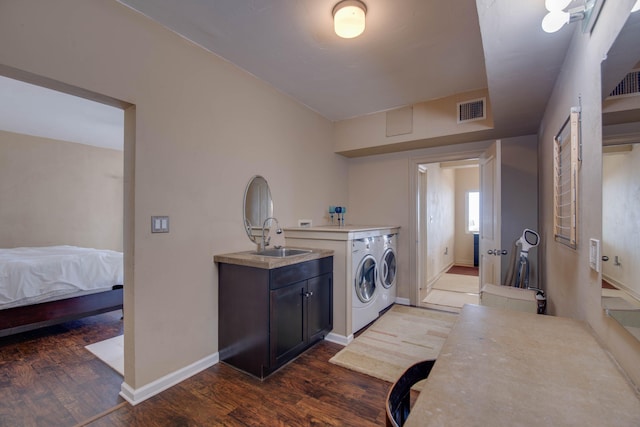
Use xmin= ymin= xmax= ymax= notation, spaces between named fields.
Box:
xmin=0 ymin=312 xmax=390 ymax=426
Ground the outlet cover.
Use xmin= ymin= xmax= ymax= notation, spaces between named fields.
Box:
xmin=589 ymin=238 xmax=600 ymax=272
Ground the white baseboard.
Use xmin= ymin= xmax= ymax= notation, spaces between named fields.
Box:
xmin=325 ymin=332 xmax=353 ymax=346
xmin=120 ymin=352 xmax=219 ymax=406
xmin=395 ymin=297 xmax=410 ymax=306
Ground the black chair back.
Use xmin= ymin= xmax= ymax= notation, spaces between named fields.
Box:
xmin=386 ymin=359 xmax=436 ymax=427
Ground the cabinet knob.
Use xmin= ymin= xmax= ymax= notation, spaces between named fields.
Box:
xmin=303 ymin=291 xmax=314 ymax=298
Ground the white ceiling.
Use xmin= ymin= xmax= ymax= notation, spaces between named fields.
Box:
xmin=2 ymin=0 xmax=593 ymax=150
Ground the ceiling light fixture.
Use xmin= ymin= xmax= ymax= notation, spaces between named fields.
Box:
xmin=333 ymin=0 xmax=367 ymax=39
xmin=541 ymin=0 xmax=599 ymax=33
xmin=633 ymin=0 xmax=640 ymax=13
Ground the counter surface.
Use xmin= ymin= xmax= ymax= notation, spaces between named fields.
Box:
xmin=405 ymin=304 xmax=640 ymax=426
xmin=213 ymin=248 xmax=333 ymax=270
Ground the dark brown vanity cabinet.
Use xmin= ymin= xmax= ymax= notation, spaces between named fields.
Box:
xmin=218 ymin=256 xmax=333 ymax=378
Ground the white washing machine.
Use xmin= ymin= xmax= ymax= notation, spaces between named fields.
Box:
xmin=352 ymin=237 xmax=380 ymax=333
xmin=377 ymin=233 xmax=398 ymax=312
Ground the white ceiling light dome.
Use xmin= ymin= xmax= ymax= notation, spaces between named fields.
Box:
xmin=333 ymin=0 xmax=367 ymax=39
xmin=545 ymin=0 xmax=572 ymax=12
xmin=542 ymin=10 xmax=571 ymax=33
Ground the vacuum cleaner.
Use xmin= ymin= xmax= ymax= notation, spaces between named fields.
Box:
xmin=503 ymin=228 xmax=547 ymax=314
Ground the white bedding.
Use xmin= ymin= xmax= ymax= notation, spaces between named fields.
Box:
xmin=0 ymin=246 xmax=123 ymax=309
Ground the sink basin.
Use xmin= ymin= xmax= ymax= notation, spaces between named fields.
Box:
xmin=253 ymin=248 xmax=312 ymax=257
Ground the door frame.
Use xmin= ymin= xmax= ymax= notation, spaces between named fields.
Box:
xmin=409 ymin=147 xmax=489 ymax=306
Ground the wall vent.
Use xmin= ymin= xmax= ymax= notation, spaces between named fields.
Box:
xmin=609 ymin=69 xmax=640 ymax=98
xmin=457 ymin=98 xmax=486 ymax=123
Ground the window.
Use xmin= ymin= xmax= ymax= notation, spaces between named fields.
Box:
xmin=553 ymin=109 xmax=580 ymax=248
xmin=467 ymin=191 xmax=480 ymax=233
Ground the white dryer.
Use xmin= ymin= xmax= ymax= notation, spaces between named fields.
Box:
xmin=352 ymin=237 xmax=379 ymax=333
xmin=377 ymin=233 xmax=398 ymax=312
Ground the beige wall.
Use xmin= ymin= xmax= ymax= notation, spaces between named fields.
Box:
xmin=453 ymin=167 xmax=479 ymax=266
xmin=0 ymin=0 xmax=348 ymax=390
xmin=0 ymin=130 xmax=123 ymax=251
xmin=500 ymin=135 xmax=538 ymax=287
xmin=424 ymin=163 xmax=455 ymax=284
xmin=347 ymin=140 xmax=493 ymax=301
xmin=335 ymin=89 xmax=493 ymax=154
xmin=538 ymin=0 xmax=640 ymax=386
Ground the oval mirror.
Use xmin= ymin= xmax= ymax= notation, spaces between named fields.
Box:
xmin=243 ymin=175 xmax=273 ymax=243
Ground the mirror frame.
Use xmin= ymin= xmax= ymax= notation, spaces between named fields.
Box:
xmin=243 ymin=175 xmax=273 ymax=244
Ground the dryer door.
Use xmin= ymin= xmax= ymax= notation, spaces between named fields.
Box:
xmin=381 ymin=249 xmax=396 ymax=289
xmin=355 ymin=254 xmax=377 ymax=303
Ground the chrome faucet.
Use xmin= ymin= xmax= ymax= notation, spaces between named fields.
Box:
xmin=259 ymin=217 xmax=282 ymax=251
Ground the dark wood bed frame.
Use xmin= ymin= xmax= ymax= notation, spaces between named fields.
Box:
xmin=0 ymin=285 xmax=123 ymax=338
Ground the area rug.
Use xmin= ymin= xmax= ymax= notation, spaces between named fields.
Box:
xmin=432 ymin=273 xmax=479 ymax=294
xmin=422 ymin=289 xmax=479 ymax=309
xmin=446 ymin=265 xmax=479 ymax=276
xmin=329 ymin=305 xmax=457 ymax=385
xmin=85 ymin=335 xmax=124 ymax=376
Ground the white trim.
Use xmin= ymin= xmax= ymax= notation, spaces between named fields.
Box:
xmin=325 ymin=332 xmax=353 ymax=346
xmin=119 ymin=352 xmax=219 ymax=406
xmin=409 ymin=144 xmax=490 ymax=306
xmin=395 ymin=297 xmax=411 ymax=306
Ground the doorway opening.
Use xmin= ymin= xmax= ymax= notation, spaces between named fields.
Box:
xmin=408 ymin=144 xmax=493 ymax=311
xmin=416 ymin=159 xmax=480 ymax=312
xmin=0 ymin=65 xmax=134 ymax=381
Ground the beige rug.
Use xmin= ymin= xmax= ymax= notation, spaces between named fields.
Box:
xmin=85 ymin=335 xmax=124 ymax=376
xmin=432 ymin=273 xmax=479 ymax=294
xmin=422 ymin=289 xmax=479 ymax=309
xmin=329 ymin=305 xmax=457 ymax=385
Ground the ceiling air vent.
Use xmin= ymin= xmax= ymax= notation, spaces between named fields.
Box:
xmin=457 ymin=98 xmax=486 ymax=123
xmin=609 ymin=70 xmax=640 ymax=98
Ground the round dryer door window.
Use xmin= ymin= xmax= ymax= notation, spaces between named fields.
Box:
xmin=355 ymin=255 xmax=377 ymax=303
xmin=381 ymin=249 xmax=396 ymax=289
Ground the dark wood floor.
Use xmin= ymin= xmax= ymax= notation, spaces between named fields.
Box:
xmin=0 ymin=311 xmax=124 ymax=427
xmin=0 ymin=312 xmax=390 ymax=426
xmin=446 ymin=265 xmax=479 ymax=277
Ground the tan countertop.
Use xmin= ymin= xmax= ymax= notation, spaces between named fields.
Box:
xmin=405 ymin=304 xmax=640 ymax=426
xmin=284 ymin=225 xmax=400 ymax=241
xmin=213 ymin=247 xmax=333 ymax=269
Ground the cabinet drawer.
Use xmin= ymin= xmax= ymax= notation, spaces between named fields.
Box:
xmin=270 ymin=257 xmax=333 ymax=290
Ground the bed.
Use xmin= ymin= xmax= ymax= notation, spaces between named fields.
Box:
xmin=0 ymin=245 xmax=124 ymax=337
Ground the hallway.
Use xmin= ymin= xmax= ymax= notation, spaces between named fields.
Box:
xmin=421 ymin=266 xmax=479 ymax=312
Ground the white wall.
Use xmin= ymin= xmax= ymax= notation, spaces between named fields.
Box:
xmin=453 ymin=167 xmax=479 ymax=267
xmin=538 ymin=0 xmax=640 ymax=386
xmin=0 ymin=0 xmax=348 ymax=391
xmin=0 ymin=130 xmax=123 ymax=251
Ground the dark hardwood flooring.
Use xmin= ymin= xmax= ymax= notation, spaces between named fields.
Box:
xmin=0 ymin=312 xmax=391 ymax=426
xmin=0 ymin=311 xmax=124 ymax=427
xmin=446 ymin=265 xmax=479 ymax=277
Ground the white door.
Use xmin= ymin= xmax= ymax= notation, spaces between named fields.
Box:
xmin=479 ymin=140 xmax=501 ymax=287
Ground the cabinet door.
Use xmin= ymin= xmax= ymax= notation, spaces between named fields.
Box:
xmin=270 ymin=281 xmax=307 ymax=367
xmin=307 ymin=273 xmax=333 ymax=344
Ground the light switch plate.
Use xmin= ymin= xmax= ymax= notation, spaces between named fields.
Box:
xmin=151 ymin=216 xmax=169 ymax=233
xmin=589 ymin=238 xmax=600 ymax=272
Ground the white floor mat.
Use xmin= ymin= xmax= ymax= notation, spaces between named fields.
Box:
xmin=432 ymin=273 xmax=479 ymax=294
xmin=85 ymin=335 xmax=124 ymax=376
